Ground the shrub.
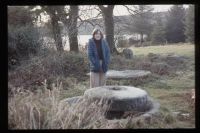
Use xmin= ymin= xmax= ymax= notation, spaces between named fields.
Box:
xmin=142 ymin=41 xmax=152 ymax=47
xmin=8 ymin=24 xmax=42 ymax=59
xmin=8 ymin=6 xmax=42 ymax=69
xmin=128 ymin=37 xmax=140 ymax=45
xmin=8 ymin=51 xmax=89 ymax=91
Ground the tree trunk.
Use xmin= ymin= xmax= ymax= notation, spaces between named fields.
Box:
xmin=140 ymin=33 xmax=144 ymax=46
xmin=99 ymin=5 xmax=119 ymax=55
xmin=68 ymin=6 xmax=79 ymax=52
xmin=104 ymin=12 xmax=117 ymax=54
xmin=51 ymin=14 xmax=64 ymax=52
xmin=46 ymin=7 xmax=64 ymax=52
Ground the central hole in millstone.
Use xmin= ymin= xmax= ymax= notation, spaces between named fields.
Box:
xmin=109 ymin=87 xmax=123 ymax=91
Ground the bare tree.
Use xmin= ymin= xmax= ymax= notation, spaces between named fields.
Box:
xmin=54 ymin=5 xmax=104 ymax=52
xmin=54 ymin=6 xmax=79 ymax=52
xmin=30 ymin=6 xmax=80 ymax=52
xmin=68 ymin=6 xmax=79 ymax=52
xmin=98 ymin=5 xmax=119 ymax=54
xmin=123 ymin=5 xmax=154 ymax=45
xmin=78 ymin=6 xmax=103 ymax=30
xmin=42 ymin=6 xmax=64 ymax=52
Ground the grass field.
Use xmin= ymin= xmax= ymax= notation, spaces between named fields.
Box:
xmin=130 ymin=43 xmax=194 ymax=58
xmin=8 ymin=43 xmax=195 ymax=129
xmin=128 ymin=43 xmax=195 ymax=128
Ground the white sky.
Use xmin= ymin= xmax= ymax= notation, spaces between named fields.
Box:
xmin=36 ymin=5 xmax=190 ymax=25
xmin=114 ymin=5 xmax=189 ymax=16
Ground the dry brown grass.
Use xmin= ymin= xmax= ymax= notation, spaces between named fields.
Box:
xmin=7 ymin=80 xmax=163 ymax=129
xmin=8 ymin=81 xmax=113 ymax=129
xmin=9 ymin=80 xmax=191 ymax=129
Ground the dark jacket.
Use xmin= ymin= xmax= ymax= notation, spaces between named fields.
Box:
xmin=87 ymin=38 xmax=111 ymax=73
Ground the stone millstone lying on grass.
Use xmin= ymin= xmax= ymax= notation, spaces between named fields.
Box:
xmin=106 ymin=97 xmax=160 ymax=119
xmin=164 ymin=54 xmax=186 ymax=66
xmin=84 ymin=86 xmax=153 ymax=112
xmin=86 ymin=70 xmax=151 ymax=79
xmin=62 ymin=86 xmax=159 ymax=120
xmin=122 ymin=48 xmax=134 ymax=59
xmin=62 ymin=96 xmax=83 ymax=105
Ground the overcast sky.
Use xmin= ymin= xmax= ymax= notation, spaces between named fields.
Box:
xmin=36 ymin=5 xmax=190 ymax=25
xmin=112 ymin=5 xmax=189 ymax=16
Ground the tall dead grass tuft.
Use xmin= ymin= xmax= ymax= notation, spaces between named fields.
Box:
xmin=8 ymin=80 xmax=110 ymax=129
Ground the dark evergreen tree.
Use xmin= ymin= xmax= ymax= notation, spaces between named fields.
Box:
xmin=124 ymin=5 xmax=154 ymax=45
xmin=165 ymin=5 xmax=186 ymax=43
xmin=8 ymin=6 xmax=41 ymax=60
xmin=151 ymin=14 xmax=166 ymax=44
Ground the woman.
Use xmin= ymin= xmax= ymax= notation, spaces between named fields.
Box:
xmin=87 ymin=28 xmax=111 ymax=88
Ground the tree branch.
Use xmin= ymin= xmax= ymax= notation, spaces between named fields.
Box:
xmin=98 ymin=5 xmax=106 ymax=12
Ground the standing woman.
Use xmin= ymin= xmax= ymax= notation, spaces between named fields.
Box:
xmin=87 ymin=28 xmax=111 ymax=88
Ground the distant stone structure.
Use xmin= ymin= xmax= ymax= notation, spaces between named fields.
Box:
xmin=86 ymin=70 xmax=151 ymax=79
xmin=122 ymin=48 xmax=133 ymax=59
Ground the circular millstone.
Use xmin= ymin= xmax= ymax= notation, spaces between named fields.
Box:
xmin=62 ymin=96 xmax=83 ymax=105
xmin=84 ymin=86 xmax=153 ymax=112
xmin=86 ymin=70 xmax=151 ymax=79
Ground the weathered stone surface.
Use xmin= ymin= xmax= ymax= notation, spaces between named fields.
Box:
xmin=107 ymin=70 xmax=151 ymax=79
xmin=105 ymin=98 xmax=160 ymax=119
xmin=61 ymin=86 xmax=160 ymax=120
xmin=86 ymin=70 xmax=151 ymax=79
xmin=140 ymin=97 xmax=160 ymax=118
xmin=62 ymin=96 xmax=83 ymax=105
xmin=84 ymin=86 xmax=152 ymax=112
xmin=123 ymin=48 xmax=134 ymax=59
xmin=164 ymin=54 xmax=186 ymax=66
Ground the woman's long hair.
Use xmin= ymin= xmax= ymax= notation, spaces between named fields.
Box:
xmin=92 ymin=28 xmax=104 ymax=40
